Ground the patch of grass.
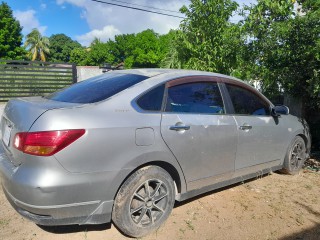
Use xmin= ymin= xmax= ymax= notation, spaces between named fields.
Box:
xmin=268 ymin=203 xmax=283 ymax=215
xmin=0 ymin=219 xmax=10 ymax=227
xmin=304 ymin=184 xmax=313 ymax=190
xmin=296 ymin=214 xmax=305 ymax=225
xmin=267 ymin=230 xmax=278 ymax=240
xmin=235 ymin=199 xmax=250 ymax=211
xmin=185 ymin=220 xmax=195 ymax=231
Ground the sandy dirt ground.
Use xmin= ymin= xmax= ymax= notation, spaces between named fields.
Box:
xmin=0 ymin=167 xmax=319 ymax=240
xmin=0 ymin=104 xmax=319 ymax=239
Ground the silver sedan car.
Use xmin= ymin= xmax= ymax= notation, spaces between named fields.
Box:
xmin=0 ymin=69 xmax=311 ymax=237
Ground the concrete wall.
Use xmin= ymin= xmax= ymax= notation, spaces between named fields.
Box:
xmin=0 ymin=104 xmax=5 ymax=117
xmin=76 ymin=66 xmax=103 ymax=82
xmin=0 ymin=104 xmax=5 ymax=136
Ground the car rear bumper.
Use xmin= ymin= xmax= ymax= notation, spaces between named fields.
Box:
xmin=3 ymin=185 xmax=113 ymax=225
xmin=0 ymin=143 xmax=127 ymax=226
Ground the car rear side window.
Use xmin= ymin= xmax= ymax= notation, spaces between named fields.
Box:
xmin=46 ymin=73 xmax=148 ymax=103
xmin=137 ymin=84 xmax=165 ymax=111
xmin=226 ymin=84 xmax=270 ymax=115
xmin=165 ymin=82 xmax=225 ymax=114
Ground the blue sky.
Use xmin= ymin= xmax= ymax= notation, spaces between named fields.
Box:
xmin=6 ymin=0 xmax=255 ymax=46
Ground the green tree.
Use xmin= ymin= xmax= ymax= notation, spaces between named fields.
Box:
xmin=24 ymin=28 xmax=50 ymax=61
xmin=113 ymin=33 xmax=139 ymax=67
xmin=164 ymin=0 xmax=243 ymax=74
xmin=70 ymin=40 xmax=115 ymax=66
xmin=0 ymin=2 xmax=25 ymax=59
xmin=85 ymin=40 xmax=115 ymax=66
xmin=131 ymin=29 xmax=163 ymax=68
xmin=49 ymin=34 xmax=81 ymax=62
xmin=69 ymin=30 xmax=181 ymax=68
xmin=242 ymin=0 xmax=320 ymax=113
xmin=69 ymin=47 xmax=88 ymax=65
xmin=94 ymin=30 xmax=169 ymax=68
xmin=160 ymin=30 xmax=183 ymax=69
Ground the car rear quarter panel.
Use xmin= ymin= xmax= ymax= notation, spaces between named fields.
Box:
xmin=29 ymin=81 xmax=187 ymax=195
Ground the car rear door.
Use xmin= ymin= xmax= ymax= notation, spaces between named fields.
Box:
xmin=160 ymin=77 xmax=237 ymax=190
xmin=223 ymin=82 xmax=289 ymax=170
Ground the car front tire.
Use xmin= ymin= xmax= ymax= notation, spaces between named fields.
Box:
xmin=282 ymin=136 xmax=307 ymax=175
xmin=112 ymin=166 xmax=175 ymax=238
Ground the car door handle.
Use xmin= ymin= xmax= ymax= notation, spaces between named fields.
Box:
xmin=239 ymin=125 xmax=252 ymax=130
xmin=169 ymin=125 xmax=190 ymax=131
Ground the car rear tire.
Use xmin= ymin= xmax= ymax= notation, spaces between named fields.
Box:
xmin=282 ymin=136 xmax=307 ymax=175
xmin=112 ymin=166 xmax=175 ymax=238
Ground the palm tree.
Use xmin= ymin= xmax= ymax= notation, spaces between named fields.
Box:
xmin=24 ymin=28 xmax=50 ymax=61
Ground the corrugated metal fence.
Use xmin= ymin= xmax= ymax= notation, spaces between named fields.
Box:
xmin=0 ymin=59 xmax=77 ymax=102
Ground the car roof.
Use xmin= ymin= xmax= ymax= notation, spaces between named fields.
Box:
xmin=114 ymin=68 xmax=273 ymax=106
xmin=114 ymin=68 xmax=233 ymax=79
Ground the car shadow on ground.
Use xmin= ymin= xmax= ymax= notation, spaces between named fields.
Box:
xmin=279 ymin=223 xmax=320 ymax=240
xmin=38 ymin=223 xmax=112 ymax=234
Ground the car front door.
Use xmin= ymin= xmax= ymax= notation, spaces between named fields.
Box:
xmin=160 ymin=77 xmax=238 ymax=190
xmin=224 ymin=83 xmax=289 ymax=170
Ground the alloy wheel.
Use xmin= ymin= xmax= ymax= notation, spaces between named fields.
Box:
xmin=290 ymin=140 xmax=305 ymax=170
xmin=130 ymin=179 xmax=169 ymax=227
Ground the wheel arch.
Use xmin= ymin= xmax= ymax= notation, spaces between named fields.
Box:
xmin=298 ymin=133 xmax=308 ymax=144
xmin=112 ymin=160 xmax=186 ymax=203
xmin=140 ymin=161 xmax=182 ymax=194
xmin=297 ymin=133 xmax=310 ymax=155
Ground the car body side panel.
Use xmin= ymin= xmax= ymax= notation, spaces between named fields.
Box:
xmin=161 ymin=113 xmax=237 ymax=188
xmin=233 ymin=114 xmax=309 ymax=170
xmin=234 ymin=115 xmax=286 ymax=169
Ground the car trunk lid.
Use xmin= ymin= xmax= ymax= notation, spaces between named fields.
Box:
xmin=1 ymin=96 xmax=80 ymax=166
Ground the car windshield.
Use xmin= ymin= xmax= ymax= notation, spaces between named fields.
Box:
xmin=46 ymin=73 xmax=149 ymax=103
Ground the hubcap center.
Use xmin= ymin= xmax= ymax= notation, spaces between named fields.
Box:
xmin=146 ymin=200 xmax=153 ymax=208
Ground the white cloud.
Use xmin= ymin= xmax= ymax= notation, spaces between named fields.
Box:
xmin=56 ymin=0 xmax=252 ymax=45
xmin=14 ymin=10 xmax=47 ymax=35
xmin=56 ymin=0 xmax=87 ymax=7
xmin=76 ymin=25 xmax=121 ymax=46
xmin=56 ymin=0 xmax=187 ymax=44
xmin=40 ymin=3 xmax=47 ymax=10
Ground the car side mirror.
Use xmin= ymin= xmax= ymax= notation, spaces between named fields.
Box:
xmin=271 ymin=105 xmax=289 ymax=117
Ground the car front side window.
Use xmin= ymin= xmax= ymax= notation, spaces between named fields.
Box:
xmin=165 ymin=82 xmax=225 ymax=114
xmin=226 ymin=84 xmax=270 ymax=116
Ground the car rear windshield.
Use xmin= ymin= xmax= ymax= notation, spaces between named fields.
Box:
xmin=46 ymin=73 xmax=149 ymax=103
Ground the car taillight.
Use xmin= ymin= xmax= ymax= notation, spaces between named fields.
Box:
xmin=13 ymin=129 xmax=85 ymax=156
